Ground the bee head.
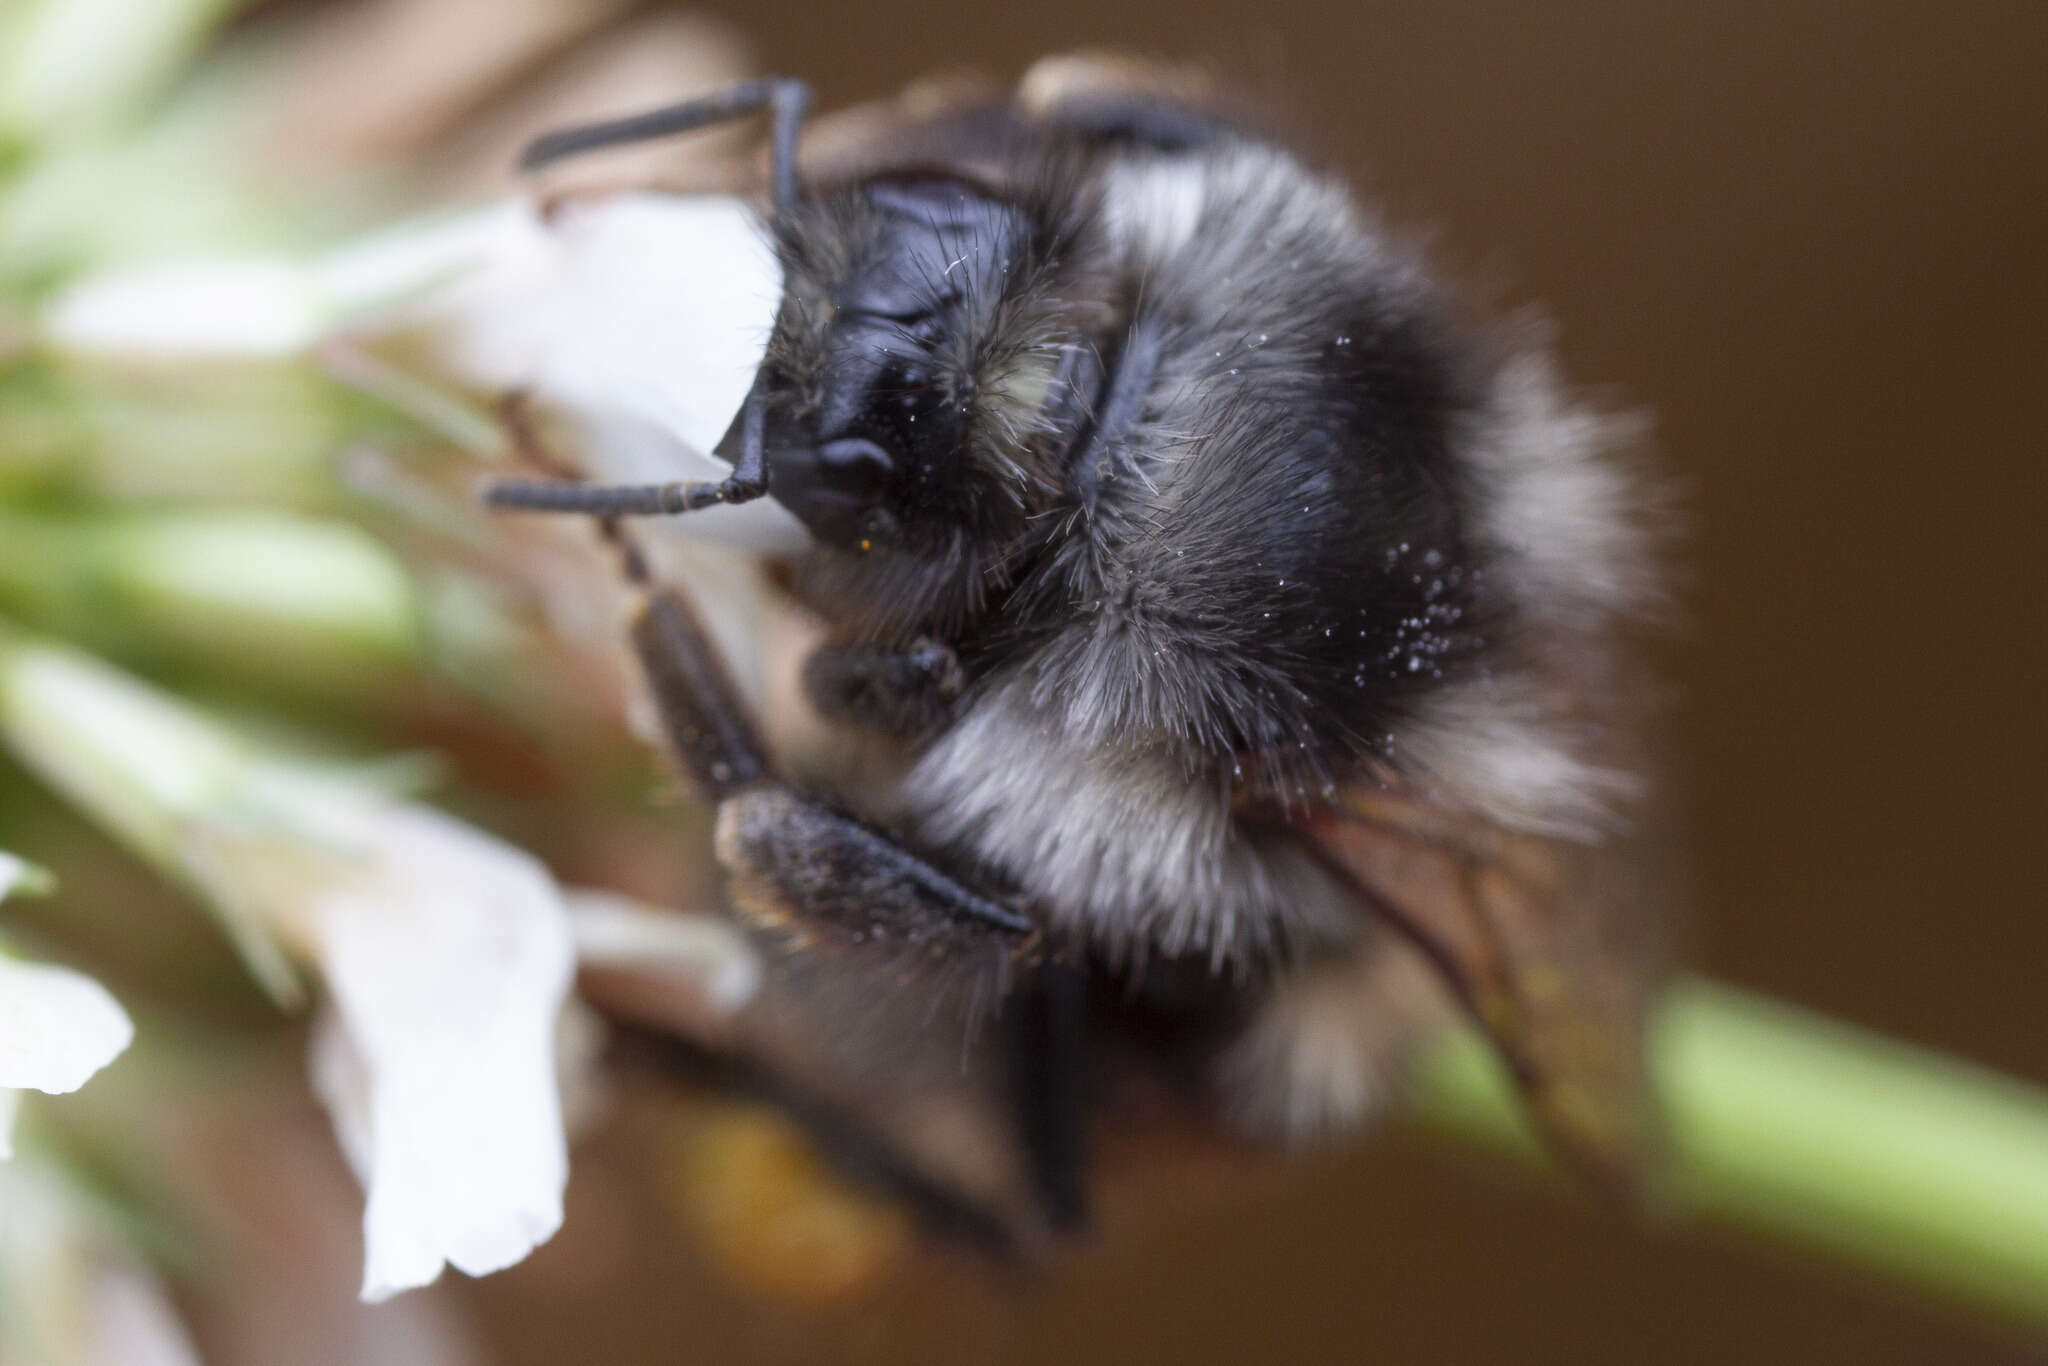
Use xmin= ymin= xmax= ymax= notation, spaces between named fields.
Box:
xmin=729 ymin=170 xmax=1105 ymax=630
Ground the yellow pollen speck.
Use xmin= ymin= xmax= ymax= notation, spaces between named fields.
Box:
xmin=666 ymin=1102 xmax=913 ymax=1307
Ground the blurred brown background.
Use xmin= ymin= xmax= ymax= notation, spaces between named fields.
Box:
xmin=446 ymin=2 xmax=2048 ymax=1363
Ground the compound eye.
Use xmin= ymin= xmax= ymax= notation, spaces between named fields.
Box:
xmin=816 ymin=436 xmax=895 ymax=496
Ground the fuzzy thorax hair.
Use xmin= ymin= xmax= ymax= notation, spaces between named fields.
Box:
xmin=759 ymin=107 xmax=1662 ymax=963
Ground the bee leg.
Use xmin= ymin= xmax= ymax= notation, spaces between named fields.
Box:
xmin=519 ymin=77 xmax=811 ymax=218
xmin=800 ymin=637 xmax=966 ymax=739
xmin=1008 ymin=958 xmax=1090 ymax=1231
xmin=714 ymin=785 xmax=1035 ymax=940
xmin=629 ymin=585 xmax=772 ymax=799
xmin=622 ymin=577 xmax=1097 ymax=1236
xmin=483 ymin=404 xmax=1074 ymax=1237
xmin=621 ymin=570 xmax=1027 ymax=935
xmin=495 ymin=444 xmax=1087 ymax=1239
xmin=710 ymin=785 xmax=1092 ymax=1240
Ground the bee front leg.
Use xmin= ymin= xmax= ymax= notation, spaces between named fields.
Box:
xmin=628 ymin=586 xmax=771 ymax=799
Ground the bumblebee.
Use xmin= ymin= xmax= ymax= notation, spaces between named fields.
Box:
xmin=491 ymin=56 xmax=1666 ymax=1243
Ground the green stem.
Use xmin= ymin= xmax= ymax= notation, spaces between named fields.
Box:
xmin=1413 ymin=977 xmax=2048 ymax=1327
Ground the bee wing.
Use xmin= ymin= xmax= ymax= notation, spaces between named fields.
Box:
xmin=1292 ymin=785 xmax=1655 ymax=1189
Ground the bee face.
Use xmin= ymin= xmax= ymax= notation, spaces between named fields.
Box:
xmin=757 ymin=180 xmax=1031 ymax=545
xmin=746 ymin=171 xmax=1113 ymax=615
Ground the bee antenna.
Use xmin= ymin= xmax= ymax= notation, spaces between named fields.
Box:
xmin=518 ymin=78 xmax=811 ymax=221
xmin=483 ymin=389 xmax=771 ymax=521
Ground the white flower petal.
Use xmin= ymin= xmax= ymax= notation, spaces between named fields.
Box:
xmin=307 ymin=1005 xmax=373 ymax=1179
xmin=313 ymin=202 xmax=552 ymax=326
xmin=35 ymin=203 xmax=538 ymax=361
xmin=0 ymin=640 xmax=302 ymax=1001
xmin=0 ymin=643 xmax=576 ymax=1269
xmin=516 ymin=195 xmax=775 ymax=468
xmin=37 ymin=191 xmax=802 ymax=551
xmin=42 ymin=256 xmax=327 ymax=357
xmin=567 ymin=888 xmax=760 ymax=1014
xmin=0 ymin=639 xmax=244 ymax=856
xmin=0 ymin=954 xmax=135 ymax=1151
xmin=0 ymin=844 xmax=55 ymax=1162
xmin=296 ymin=800 xmax=574 ymax=1302
xmin=406 ymin=193 xmax=805 ymax=553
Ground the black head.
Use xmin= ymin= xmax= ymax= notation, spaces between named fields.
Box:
xmin=724 ymin=167 xmax=1106 ymax=631
xmin=513 ymin=83 xmax=1109 ymax=636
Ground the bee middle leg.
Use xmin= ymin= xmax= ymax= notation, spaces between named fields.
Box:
xmin=628 ymin=589 xmax=1021 ymax=934
xmin=625 ymin=583 xmax=1092 ymax=1237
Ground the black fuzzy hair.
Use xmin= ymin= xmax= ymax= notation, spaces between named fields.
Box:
xmin=760 ymin=119 xmax=1116 ymax=639
xmin=756 ymin=95 xmax=1646 ymax=822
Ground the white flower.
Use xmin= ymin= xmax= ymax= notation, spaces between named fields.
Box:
xmin=290 ymin=796 xmax=573 ymax=1302
xmin=0 ymin=637 xmax=575 ymax=1300
xmin=41 ymin=254 xmax=334 ymax=355
xmin=566 ymin=887 xmax=760 ymax=1015
xmin=408 ymin=195 xmax=780 ymax=492
xmin=0 ymin=852 xmax=134 ymax=1161
xmin=0 ymin=955 xmax=134 ymax=1162
xmin=40 ymin=191 xmax=803 ymax=553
